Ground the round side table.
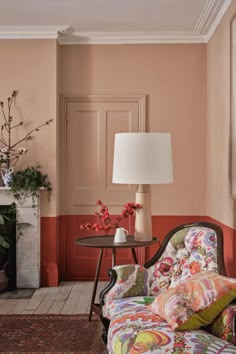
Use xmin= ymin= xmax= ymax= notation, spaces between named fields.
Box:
xmin=75 ymin=235 xmax=158 ymax=320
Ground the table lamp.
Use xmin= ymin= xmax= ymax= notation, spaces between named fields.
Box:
xmin=112 ymin=132 xmax=173 ymax=242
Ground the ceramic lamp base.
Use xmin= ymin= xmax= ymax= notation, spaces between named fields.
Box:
xmin=134 ymin=185 xmax=152 ymax=242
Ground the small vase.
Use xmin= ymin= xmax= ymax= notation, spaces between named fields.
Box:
xmin=114 ymin=227 xmax=128 ymax=243
xmin=1 ymin=167 xmax=14 ymax=187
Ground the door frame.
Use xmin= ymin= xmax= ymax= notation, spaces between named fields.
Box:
xmin=60 ymin=94 xmax=147 ymax=279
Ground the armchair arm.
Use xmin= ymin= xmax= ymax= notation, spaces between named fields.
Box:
xmin=99 ymin=268 xmax=117 ymax=306
xmin=207 ymin=302 xmax=236 ymax=345
xmin=100 ymin=264 xmax=149 ymax=304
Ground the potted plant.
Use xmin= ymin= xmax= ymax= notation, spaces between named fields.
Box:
xmin=9 ymin=164 xmax=52 ymax=208
xmin=0 ymin=90 xmax=53 ymax=206
xmin=0 ymin=90 xmax=53 ymax=186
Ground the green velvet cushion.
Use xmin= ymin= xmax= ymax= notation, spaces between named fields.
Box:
xmin=178 ymin=289 xmax=236 ymax=331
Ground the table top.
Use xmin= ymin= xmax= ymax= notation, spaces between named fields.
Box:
xmin=75 ymin=235 xmax=158 ymax=249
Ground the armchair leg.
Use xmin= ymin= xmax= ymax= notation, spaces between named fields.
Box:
xmin=102 ymin=329 xmax=108 ymax=345
xmin=100 ymin=315 xmax=110 ymax=344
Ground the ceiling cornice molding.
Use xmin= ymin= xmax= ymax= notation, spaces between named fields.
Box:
xmin=58 ymin=32 xmax=207 ymax=45
xmin=195 ymin=0 xmax=222 ymax=34
xmin=57 ymin=0 xmax=231 ymax=44
xmin=204 ymin=0 xmax=232 ymax=41
xmin=0 ymin=26 xmax=70 ymax=39
xmin=0 ymin=0 xmax=232 ymax=44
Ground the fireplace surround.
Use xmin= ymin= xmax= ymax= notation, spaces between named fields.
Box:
xmin=0 ymin=187 xmax=40 ymax=288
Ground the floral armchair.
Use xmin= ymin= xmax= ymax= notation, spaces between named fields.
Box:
xmin=99 ymin=222 xmax=236 ymax=353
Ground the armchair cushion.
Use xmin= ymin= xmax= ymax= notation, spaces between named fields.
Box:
xmin=148 ymin=227 xmax=218 ymax=296
xmin=179 ymin=290 xmax=236 ymax=331
xmin=148 ymin=271 xmax=236 ymax=330
xmin=102 ymin=296 xmax=155 ymax=320
xmin=207 ymin=302 xmax=236 ymax=345
xmin=107 ymin=305 xmax=236 ymax=353
xmin=105 ymin=264 xmax=149 ymax=302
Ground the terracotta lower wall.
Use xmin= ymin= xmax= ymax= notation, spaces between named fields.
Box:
xmin=40 ymin=214 xmax=236 ymax=286
xmin=41 ymin=217 xmax=61 ymax=286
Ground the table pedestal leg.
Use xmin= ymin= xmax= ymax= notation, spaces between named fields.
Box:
xmin=112 ymin=248 xmax=116 ymax=267
xmin=131 ymin=248 xmax=138 ymax=263
xmin=89 ymin=248 xmax=103 ymax=321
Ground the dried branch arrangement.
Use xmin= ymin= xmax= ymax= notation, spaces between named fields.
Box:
xmin=0 ymin=90 xmax=53 ymax=169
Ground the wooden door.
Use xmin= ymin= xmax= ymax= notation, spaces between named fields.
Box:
xmin=63 ymin=95 xmax=146 ymax=280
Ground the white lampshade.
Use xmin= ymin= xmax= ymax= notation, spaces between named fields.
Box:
xmin=112 ymin=132 xmax=173 ymax=184
xmin=112 ymin=132 xmax=173 ymax=242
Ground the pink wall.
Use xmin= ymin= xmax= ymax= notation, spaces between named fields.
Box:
xmin=1 ymin=19 xmax=236 ymax=282
xmin=207 ymin=1 xmax=236 ymax=228
xmin=0 ymin=39 xmax=58 ymax=217
xmin=60 ymin=44 xmax=207 ymax=216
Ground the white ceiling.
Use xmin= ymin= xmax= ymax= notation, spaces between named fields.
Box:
xmin=0 ymin=0 xmax=232 ymax=43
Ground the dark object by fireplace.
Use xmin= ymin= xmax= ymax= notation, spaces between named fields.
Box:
xmin=0 ymin=204 xmax=16 ymax=291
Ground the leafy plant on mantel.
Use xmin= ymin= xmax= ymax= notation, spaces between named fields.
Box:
xmin=9 ymin=165 xmax=52 ymax=208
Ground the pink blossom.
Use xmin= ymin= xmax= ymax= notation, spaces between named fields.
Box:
xmin=80 ymin=200 xmax=142 ymax=233
xmin=92 ymin=223 xmax=99 ymax=229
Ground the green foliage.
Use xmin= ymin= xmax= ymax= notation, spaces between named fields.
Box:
xmin=0 ymin=204 xmax=16 ymax=269
xmin=9 ymin=165 xmax=52 ymax=208
xmin=0 ymin=215 xmax=9 ymax=252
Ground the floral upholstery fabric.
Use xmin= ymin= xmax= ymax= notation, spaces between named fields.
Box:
xmin=103 ymin=227 xmax=219 ymax=301
xmin=207 ymin=302 xmax=236 ymax=345
xmin=148 ymin=227 xmax=218 ymax=295
xmin=107 ymin=302 xmax=236 ymax=354
xmin=102 ymin=226 xmax=236 ymax=352
xmin=103 ymin=296 xmax=155 ymax=321
xmin=105 ymin=265 xmax=149 ymax=302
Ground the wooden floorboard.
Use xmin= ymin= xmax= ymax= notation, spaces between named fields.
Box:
xmin=47 ymin=300 xmax=65 ymax=314
xmin=0 ymin=281 xmax=108 ymax=315
xmin=8 ymin=299 xmax=29 ymax=314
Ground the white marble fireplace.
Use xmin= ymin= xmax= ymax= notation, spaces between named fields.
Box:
xmin=0 ymin=187 xmax=40 ymax=288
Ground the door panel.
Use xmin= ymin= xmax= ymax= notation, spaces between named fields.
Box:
xmin=66 ymin=100 xmax=140 ymax=213
xmin=64 ymin=95 xmax=146 ymax=280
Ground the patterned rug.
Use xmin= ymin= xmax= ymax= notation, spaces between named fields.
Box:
xmin=0 ymin=314 xmax=106 ymax=353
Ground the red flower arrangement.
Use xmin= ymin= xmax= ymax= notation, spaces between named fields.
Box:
xmin=80 ymin=199 xmax=142 ymax=233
